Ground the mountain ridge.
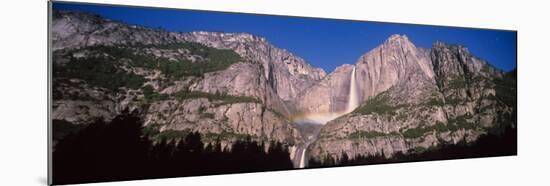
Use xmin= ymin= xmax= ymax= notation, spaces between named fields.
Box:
xmin=51 ymin=10 xmax=516 ymax=167
xmin=307 ymin=35 xmax=513 ymax=163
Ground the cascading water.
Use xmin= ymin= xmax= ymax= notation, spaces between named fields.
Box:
xmin=346 ymin=66 xmax=359 ymax=113
xmin=299 ymin=145 xmax=307 ymax=168
xmin=296 ymin=66 xmax=359 ymax=168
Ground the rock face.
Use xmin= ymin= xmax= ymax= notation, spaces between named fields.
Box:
xmin=188 ymin=62 xmax=292 ymax=117
xmin=295 ymin=35 xmax=436 ymax=114
xmin=51 ymin=11 xmax=326 ymax=161
xmin=430 ymin=42 xmax=507 ymax=128
xmin=51 ymin=10 xmax=515 ymax=167
xmin=51 ymin=11 xmax=185 ymax=50
xmin=354 ymin=35 xmax=436 ymax=102
xmin=181 ymin=31 xmax=326 ymax=102
xmin=307 ymin=35 xmax=513 ymax=162
xmin=294 ymin=64 xmax=355 ymax=114
xmin=52 ymin=10 xmax=325 ymax=111
xmin=143 ymin=62 xmax=303 ymax=145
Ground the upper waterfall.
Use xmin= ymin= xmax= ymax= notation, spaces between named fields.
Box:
xmin=291 ymin=65 xmax=360 ymax=125
xmin=345 ymin=66 xmax=359 ymax=113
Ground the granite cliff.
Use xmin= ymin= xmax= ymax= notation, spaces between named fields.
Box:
xmin=52 ymin=11 xmax=325 ymax=161
xmin=307 ymin=35 xmax=515 ymax=163
xmin=51 ymin=10 xmax=515 ymax=167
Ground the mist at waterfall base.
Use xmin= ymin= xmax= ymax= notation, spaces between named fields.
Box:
xmin=292 ymin=66 xmax=359 ymax=125
xmin=291 ymin=66 xmax=359 ymax=168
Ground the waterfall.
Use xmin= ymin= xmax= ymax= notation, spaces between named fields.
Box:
xmin=346 ymin=66 xmax=359 ymax=113
xmin=299 ymin=148 xmax=307 ymax=168
xmin=292 ymin=66 xmax=359 ymax=169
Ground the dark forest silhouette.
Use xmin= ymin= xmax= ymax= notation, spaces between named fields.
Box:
xmin=52 ymin=112 xmax=293 ymax=185
xmin=53 ymin=109 xmax=517 ymax=185
xmin=53 ymin=112 xmax=517 ymax=185
xmin=308 ymin=125 xmax=517 ymax=167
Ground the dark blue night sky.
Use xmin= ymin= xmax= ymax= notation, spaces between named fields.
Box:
xmin=53 ymin=2 xmax=517 ymax=72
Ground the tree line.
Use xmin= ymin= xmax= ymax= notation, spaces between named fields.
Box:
xmin=53 ymin=112 xmax=293 ymax=185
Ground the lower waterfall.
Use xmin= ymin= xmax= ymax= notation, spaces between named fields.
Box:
xmin=293 ymin=66 xmax=360 ymax=168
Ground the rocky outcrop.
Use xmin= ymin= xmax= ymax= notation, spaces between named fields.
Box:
xmin=307 ymin=35 xmax=512 ymax=162
xmin=189 ymin=62 xmax=292 ymax=117
xmin=52 ymin=10 xmax=325 ymax=113
xmin=144 ymin=98 xmax=302 ymax=145
xmin=181 ymin=31 xmax=326 ymax=102
xmin=295 ymin=35 xmax=436 ymax=114
xmin=294 ymin=64 xmax=355 ymax=114
xmin=51 ymin=11 xmax=185 ymax=50
xmin=51 ymin=11 xmax=313 ymax=159
xmin=354 ymin=34 xmax=436 ymax=102
xmin=431 ymin=42 xmax=507 ymax=127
